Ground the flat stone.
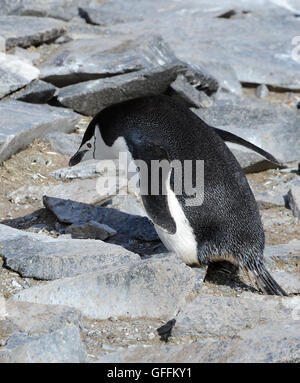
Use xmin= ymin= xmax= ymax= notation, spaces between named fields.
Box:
xmin=12 ymin=80 xmax=57 ymax=104
xmin=0 ymin=53 xmax=39 ymax=99
xmin=0 ymin=0 xmax=98 ymax=21
xmin=0 ymin=225 xmax=139 ymax=280
xmin=50 ymin=160 xmax=100 ymax=179
xmin=255 ymin=178 xmax=300 ymax=208
xmin=105 ymin=0 xmax=300 ymax=90
xmin=78 ymin=6 xmax=143 ymax=25
xmin=264 ymin=240 xmax=300 ymax=266
xmin=0 ymin=300 xmax=87 ymax=363
xmin=192 ymin=97 xmax=300 ymax=162
xmin=10 ymin=47 xmax=40 ymax=65
xmin=57 ymin=64 xmax=182 ymax=116
xmin=39 ymin=35 xmax=178 ymax=87
xmin=287 ymin=184 xmax=300 ymax=219
xmin=44 ymin=132 xmax=83 ymax=156
xmin=8 ymin=177 xmax=116 ymax=206
xmin=173 ymin=295 xmax=300 ymax=338
xmin=11 ymin=258 xmax=195 ymax=319
xmin=0 ymin=16 xmax=66 ymax=50
xmin=0 ymin=100 xmax=80 ymax=163
xmin=170 ymin=74 xmax=213 ymax=108
xmin=102 ymin=194 xmax=146 ymax=217
xmin=65 ymin=220 xmax=117 ymax=240
xmin=43 ymin=196 xmax=160 ymax=245
xmin=230 ymin=147 xmax=279 ymax=173
xmin=98 ymin=320 xmax=300 ymax=363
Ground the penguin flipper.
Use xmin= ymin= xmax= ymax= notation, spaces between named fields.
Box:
xmin=132 ymin=142 xmax=176 ymax=234
xmin=214 ymin=128 xmax=282 ymax=166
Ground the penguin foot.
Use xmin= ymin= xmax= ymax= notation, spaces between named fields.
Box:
xmin=157 ymin=319 xmax=176 ymax=343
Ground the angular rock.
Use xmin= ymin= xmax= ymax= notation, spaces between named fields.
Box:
xmin=0 ymin=100 xmax=80 ymax=163
xmin=8 ymin=177 xmax=117 ymax=206
xmin=255 ymin=84 xmax=269 ymax=99
xmin=57 ymin=64 xmax=181 ymax=115
xmin=0 ymin=16 xmax=66 ymax=50
xmin=230 ymin=147 xmax=279 ymax=173
xmin=0 ymin=53 xmax=39 ymax=99
xmin=11 ymin=258 xmax=195 ymax=319
xmin=10 ymin=47 xmax=41 ymax=65
xmin=170 ymin=74 xmax=213 ymax=108
xmin=193 ymin=97 xmax=300 ymax=162
xmin=65 ymin=220 xmax=117 ymax=240
xmin=0 ymin=300 xmax=87 ymax=363
xmin=102 ymin=194 xmax=146 ymax=217
xmin=98 ymin=320 xmax=300 ymax=363
xmin=40 ymin=35 xmax=178 ymax=87
xmin=12 ymin=80 xmax=57 ymax=104
xmin=287 ymin=184 xmax=300 ymax=219
xmin=264 ymin=240 xmax=300 ymax=266
xmin=0 ymin=325 xmax=87 ymax=363
xmin=78 ymin=6 xmax=143 ymax=25
xmin=44 ymin=132 xmax=83 ymax=156
xmin=43 ymin=196 xmax=160 ymax=244
xmin=255 ymin=178 xmax=300 ymax=208
xmin=0 ymin=226 xmax=139 ymax=280
xmin=174 ymin=294 xmax=300 ymax=337
xmin=0 ymin=35 xmax=4 ymax=52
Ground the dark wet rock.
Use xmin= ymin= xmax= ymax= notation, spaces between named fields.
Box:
xmin=12 ymin=80 xmax=57 ymax=104
xmin=65 ymin=220 xmax=117 ymax=240
xmin=287 ymin=184 xmax=300 ymax=219
xmin=0 ymin=0 xmax=98 ymax=21
xmin=11 ymin=257 xmax=195 ymax=319
xmin=255 ymin=84 xmax=269 ymax=98
xmin=43 ymin=196 xmax=161 ymax=246
xmin=0 ymin=224 xmax=139 ymax=280
xmin=0 ymin=100 xmax=80 ymax=163
xmin=98 ymin=320 xmax=300 ymax=363
xmin=0 ymin=16 xmax=66 ymax=50
xmin=0 ymin=300 xmax=87 ymax=363
xmin=193 ymin=97 xmax=300 ymax=162
xmin=44 ymin=132 xmax=82 ymax=156
xmin=0 ymin=53 xmax=39 ymax=99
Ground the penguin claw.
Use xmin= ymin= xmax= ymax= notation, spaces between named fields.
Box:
xmin=157 ymin=319 xmax=176 ymax=343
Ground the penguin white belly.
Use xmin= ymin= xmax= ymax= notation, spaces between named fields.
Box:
xmin=154 ymin=186 xmax=199 ymax=266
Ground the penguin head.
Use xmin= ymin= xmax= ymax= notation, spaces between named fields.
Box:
xmin=69 ymin=118 xmax=122 ymax=167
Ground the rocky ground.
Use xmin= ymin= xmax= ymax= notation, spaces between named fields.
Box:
xmin=0 ymin=0 xmax=300 ymax=363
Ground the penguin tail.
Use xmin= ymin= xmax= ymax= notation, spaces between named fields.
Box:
xmin=247 ymin=261 xmax=288 ymax=296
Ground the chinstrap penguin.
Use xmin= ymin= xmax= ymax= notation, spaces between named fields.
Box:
xmin=69 ymin=95 xmax=287 ymax=296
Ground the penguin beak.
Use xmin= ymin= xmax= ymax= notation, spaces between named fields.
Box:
xmin=69 ymin=150 xmax=88 ymax=167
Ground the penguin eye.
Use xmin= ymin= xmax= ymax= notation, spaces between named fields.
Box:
xmin=87 ymin=143 xmax=92 ymax=148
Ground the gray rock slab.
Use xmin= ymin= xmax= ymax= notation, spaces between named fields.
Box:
xmin=105 ymin=0 xmax=300 ymax=90
xmin=102 ymin=194 xmax=146 ymax=217
xmin=0 ymin=16 xmax=66 ymax=50
xmin=98 ymin=320 xmax=300 ymax=363
xmin=264 ymin=240 xmax=300 ymax=266
xmin=44 ymin=132 xmax=83 ymax=156
xmin=12 ymin=80 xmax=57 ymax=104
xmin=0 ymin=325 xmax=87 ymax=363
xmin=8 ymin=177 xmax=117 ymax=206
xmin=57 ymin=64 xmax=181 ymax=116
xmin=11 ymin=258 xmax=195 ymax=319
xmin=230 ymin=147 xmax=279 ymax=173
xmin=0 ymin=300 xmax=87 ymax=363
xmin=255 ymin=178 xmax=300 ymax=208
xmin=173 ymin=294 xmax=300 ymax=338
xmin=43 ymin=196 xmax=160 ymax=244
xmin=0 ymin=100 xmax=80 ymax=163
xmin=192 ymin=97 xmax=300 ymax=162
xmin=39 ymin=35 xmax=178 ymax=87
xmin=1 ymin=232 xmax=139 ymax=280
xmin=10 ymin=47 xmax=41 ymax=65
xmin=287 ymin=184 xmax=300 ymax=219
xmin=78 ymin=6 xmax=143 ymax=25
xmin=65 ymin=220 xmax=117 ymax=240
xmin=170 ymin=74 xmax=213 ymax=108
xmin=0 ymin=53 xmax=39 ymax=99
xmin=50 ymin=160 xmax=99 ymax=179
